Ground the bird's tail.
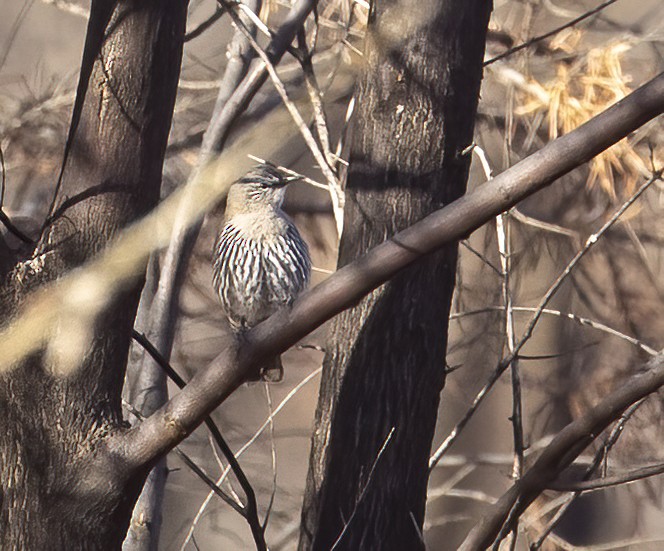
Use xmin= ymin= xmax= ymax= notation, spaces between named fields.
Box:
xmin=248 ymin=355 xmax=284 ymax=383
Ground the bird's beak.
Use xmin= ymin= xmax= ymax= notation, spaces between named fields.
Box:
xmin=284 ymin=175 xmax=303 ymax=183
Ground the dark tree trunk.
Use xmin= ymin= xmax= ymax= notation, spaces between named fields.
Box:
xmin=299 ymin=1 xmax=491 ymax=549
xmin=0 ymin=1 xmax=187 ymax=548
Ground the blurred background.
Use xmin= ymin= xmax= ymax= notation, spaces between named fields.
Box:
xmin=1 ymin=0 xmax=664 ymax=549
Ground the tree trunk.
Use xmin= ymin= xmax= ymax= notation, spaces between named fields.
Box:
xmin=300 ymin=1 xmax=491 ymax=549
xmin=0 ymin=1 xmax=187 ymax=548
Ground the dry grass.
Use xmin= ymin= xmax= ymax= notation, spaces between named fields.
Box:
xmin=516 ymin=34 xmax=658 ymax=200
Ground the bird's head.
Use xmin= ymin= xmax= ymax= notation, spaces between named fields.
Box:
xmin=230 ymin=162 xmax=301 ymax=210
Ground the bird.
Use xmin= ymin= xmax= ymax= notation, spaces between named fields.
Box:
xmin=212 ymin=162 xmax=311 ymax=381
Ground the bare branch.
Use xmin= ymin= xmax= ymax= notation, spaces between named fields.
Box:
xmin=530 ymin=399 xmax=644 ymax=549
xmin=112 ymin=72 xmax=664 ymax=470
xmin=122 ymin=400 xmax=244 ymax=517
xmin=430 ymin=169 xmax=661 ymax=470
xmin=484 ymin=0 xmax=621 ymax=66
xmin=458 ymin=354 xmax=664 ymax=551
xmin=179 ymin=366 xmax=322 ymax=549
xmin=450 ymin=306 xmax=659 ymax=356
xmin=549 ymin=460 xmax=664 ymax=491
xmin=184 ymin=7 xmax=225 ymax=42
xmin=203 ymin=0 xmax=319 ymax=154
xmin=130 ymin=331 xmax=266 ymax=551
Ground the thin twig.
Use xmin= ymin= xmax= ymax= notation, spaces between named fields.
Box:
xmin=430 ymin=172 xmax=662 ymax=471
xmin=550 ymin=460 xmax=664 ymax=492
xmin=329 ymin=427 xmax=396 ymax=551
xmin=296 ymin=29 xmax=336 ymax=168
xmin=179 ymin=366 xmax=323 ymax=550
xmin=122 ymin=399 xmax=244 ymax=516
xmin=184 ymin=8 xmax=225 ymax=42
xmin=513 ymin=172 xmax=661 ymax=358
xmin=510 ymin=207 xmax=579 ymax=241
xmin=222 ymin=1 xmax=345 ymax=235
xmin=247 ymin=154 xmax=330 ymax=191
xmin=484 ymin=0 xmax=621 ymax=66
xmin=460 ymin=240 xmax=502 ymax=276
xmin=173 ymin=447 xmax=247 ymax=516
xmin=208 ymin=433 xmax=243 ymax=507
xmin=476 ymin=143 xmax=523 ymax=551
xmin=131 ymin=330 xmax=267 ymax=551
xmin=475 ymin=145 xmax=525 ymax=487
xmin=333 ymin=95 xmax=355 ymax=176
xmin=450 ymin=306 xmax=658 ymax=356
xmin=261 ymin=383 xmax=278 ymax=531
xmin=531 ymin=400 xmax=645 ymax=549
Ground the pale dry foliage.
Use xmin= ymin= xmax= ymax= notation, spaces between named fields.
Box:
xmin=516 ymin=31 xmax=658 ymax=199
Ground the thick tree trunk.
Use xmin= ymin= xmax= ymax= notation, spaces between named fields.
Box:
xmin=0 ymin=1 xmax=187 ymax=548
xmin=299 ymin=1 xmax=491 ymax=549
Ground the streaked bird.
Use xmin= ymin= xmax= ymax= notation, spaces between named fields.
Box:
xmin=212 ymin=162 xmax=311 ymax=381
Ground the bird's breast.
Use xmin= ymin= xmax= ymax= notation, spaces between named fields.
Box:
xmin=213 ymin=212 xmax=311 ymax=329
xmin=225 ymin=212 xmax=289 ymax=243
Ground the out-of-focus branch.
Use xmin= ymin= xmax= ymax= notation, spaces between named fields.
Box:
xmin=458 ymin=354 xmax=664 ymax=551
xmin=38 ymin=0 xmax=89 ymax=17
xmin=484 ymin=0 xmax=621 ymax=66
xmin=204 ymin=0 xmax=318 ymax=153
xmin=114 ymin=72 xmax=664 ymax=470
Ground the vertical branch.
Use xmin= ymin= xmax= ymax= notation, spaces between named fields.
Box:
xmin=475 ymin=142 xmax=524 ymax=549
xmin=496 ymin=211 xmax=523 ymax=550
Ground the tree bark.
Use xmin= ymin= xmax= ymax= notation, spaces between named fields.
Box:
xmin=0 ymin=1 xmax=187 ymax=548
xmin=299 ymin=1 xmax=492 ymax=549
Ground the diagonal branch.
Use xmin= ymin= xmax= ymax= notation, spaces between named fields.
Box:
xmin=130 ymin=331 xmax=267 ymax=551
xmin=458 ymin=354 xmax=664 ymax=551
xmin=484 ymin=0 xmax=621 ymax=66
xmin=548 ymin=460 xmax=664 ymax=492
xmin=428 ymin=170 xmax=661 ymax=471
xmin=203 ymin=0 xmax=319 ymax=154
xmin=114 ymin=72 xmax=664 ymax=470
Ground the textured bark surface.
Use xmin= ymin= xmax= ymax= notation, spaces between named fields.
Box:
xmin=300 ymin=1 xmax=491 ymax=549
xmin=0 ymin=1 xmax=187 ymax=548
